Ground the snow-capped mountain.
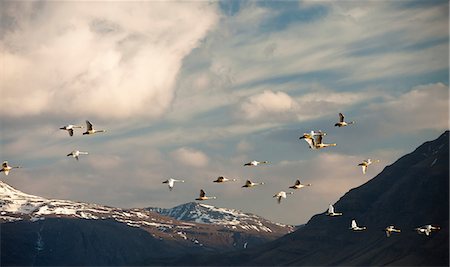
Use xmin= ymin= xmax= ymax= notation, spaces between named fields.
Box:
xmin=1 ymin=180 xmax=293 ymax=266
xmin=148 ymin=202 xmax=293 ymax=233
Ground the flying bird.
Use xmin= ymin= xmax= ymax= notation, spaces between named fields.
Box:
xmin=83 ymin=120 xmax=106 ymax=135
xmin=289 ymin=179 xmax=311 ymax=189
xmin=213 ymin=176 xmax=237 ymax=183
xmin=349 ymin=219 xmax=367 ymax=231
xmin=60 ymin=124 xmax=83 ymax=136
xmin=385 ymin=225 xmax=401 ymax=237
xmin=244 ymin=160 xmax=269 ymax=166
xmin=335 ymin=113 xmax=355 ymax=127
xmin=415 ymin=225 xmax=440 ymax=236
xmin=273 ymin=191 xmax=294 ymax=204
xmin=242 ymin=180 xmax=265 ymax=188
xmin=314 ymin=135 xmax=337 ymax=149
xmin=67 ymin=150 xmax=89 ymax=161
xmin=0 ymin=161 xmax=21 ymax=176
xmin=326 ymin=204 xmax=342 ymax=217
xmin=358 ymin=159 xmax=380 ymax=174
xmin=299 ymin=130 xmax=326 ymax=149
xmin=195 ymin=189 xmax=216 ymax=201
xmin=162 ymin=178 xmax=185 ymax=191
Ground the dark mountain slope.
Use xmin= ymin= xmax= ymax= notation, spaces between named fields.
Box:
xmin=1 ymin=218 xmax=196 ymax=266
xmin=180 ymin=131 xmax=449 ymax=266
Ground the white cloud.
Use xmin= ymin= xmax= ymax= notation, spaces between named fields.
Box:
xmin=239 ymin=90 xmax=297 ymax=121
xmin=171 ymin=147 xmax=210 ymax=168
xmin=366 ymin=83 xmax=449 ymax=134
xmin=1 ymin=1 xmax=219 ymax=120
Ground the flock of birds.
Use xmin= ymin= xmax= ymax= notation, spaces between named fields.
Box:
xmin=1 ymin=113 xmax=440 ymax=237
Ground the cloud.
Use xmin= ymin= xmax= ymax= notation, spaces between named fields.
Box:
xmin=171 ymin=147 xmax=210 ymax=168
xmin=366 ymin=83 xmax=449 ymax=134
xmin=0 ymin=1 xmax=219 ymax=120
xmin=238 ymin=90 xmax=297 ymax=121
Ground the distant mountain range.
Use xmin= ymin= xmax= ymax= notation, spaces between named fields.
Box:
xmin=177 ymin=131 xmax=449 ymax=266
xmin=0 ymin=181 xmax=292 ymax=266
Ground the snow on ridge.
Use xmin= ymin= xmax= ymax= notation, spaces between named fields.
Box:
xmin=152 ymin=202 xmax=292 ymax=232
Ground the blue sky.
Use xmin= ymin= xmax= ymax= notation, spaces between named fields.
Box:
xmin=0 ymin=0 xmax=448 ymax=225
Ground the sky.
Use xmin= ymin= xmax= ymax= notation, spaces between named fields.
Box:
xmin=0 ymin=0 xmax=448 ymax=225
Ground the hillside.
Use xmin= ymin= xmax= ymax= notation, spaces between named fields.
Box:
xmin=175 ymin=131 xmax=449 ymax=266
xmin=0 ymin=181 xmax=291 ymax=265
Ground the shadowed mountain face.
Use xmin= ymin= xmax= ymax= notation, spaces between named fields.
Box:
xmin=177 ymin=131 xmax=449 ymax=266
xmin=0 ymin=180 xmax=291 ymax=265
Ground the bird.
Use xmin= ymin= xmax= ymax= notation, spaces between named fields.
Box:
xmin=314 ymin=135 xmax=337 ymax=149
xmin=415 ymin=225 xmax=440 ymax=236
xmin=335 ymin=113 xmax=355 ymax=127
xmin=273 ymin=191 xmax=294 ymax=204
xmin=83 ymin=120 xmax=106 ymax=135
xmin=349 ymin=219 xmax=367 ymax=231
xmin=162 ymin=178 xmax=185 ymax=191
xmin=385 ymin=225 xmax=401 ymax=237
xmin=244 ymin=160 xmax=269 ymax=166
xmin=358 ymin=159 xmax=380 ymax=174
xmin=213 ymin=176 xmax=237 ymax=183
xmin=60 ymin=124 xmax=83 ymax=136
xmin=289 ymin=179 xmax=311 ymax=189
xmin=195 ymin=189 xmax=216 ymax=201
xmin=299 ymin=130 xmax=326 ymax=149
xmin=67 ymin=150 xmax=89 ymax=161
xmin=241 ymin=180 xmax=265 ymax=188
xmin=0 ymin=161 xmax=21 ymax=176
xmin=326 ymin=204 xmax=342 ymax=217
xmin=299 ymin=130 xmax=326 ymax=140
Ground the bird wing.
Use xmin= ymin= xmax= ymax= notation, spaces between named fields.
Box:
xmin=317 ymin=135 xmax=323 ymax=145
xmin=2 ymin=161 xmax=8 ymax=168
xmin=351 ymin=220 xmax=357 ymax=228
xmin=328 ymin=205 xmax=334 ymax=214
xmin=68 ymin=129 xmax=74 ymax=136
xmin=386 ymin=230 xmax=390 ymax=237
xmin=304 ymin=138 xmax=315 ymax=149
xmin=362 ymin=165 xmax=367 ymax=174
xmin=295 ymin=180 xmax=301 ymax=186
xmin=4 ymin=170 xmax=9 ymax=175
xmin=86 ymin=120 xmax=93 ymax=131
xmin=245 ymin=180 xmax=251 ymax=186
xmin=339 ymin=113 xmax=344 ymax=122
xmin=199 ymin=189 xmax=206 ymax=197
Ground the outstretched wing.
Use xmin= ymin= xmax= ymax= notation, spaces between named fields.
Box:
xmin=339 ymin=113 xmax=344 ymax=122
xmin=316 ymin=135 xmax=323 ymax=145
xmin=199 ymin=189 xmax=206 ymax=197
xmin=295 ymin=180 xmax=301 ymax=186
xmin=86 ymin=120 xmax=93 ymax=131
xmin=2 ymin=161 xmax=8 ymax=168
xmin=304 ymin=137 xmax=315 ymax=149
xmin=328 ymin=204 xmax=334 ymax=214
xmin=245 ymin=180 xmax=252 ymax=186
xmin=362 ymin=165 xmax=367 ymax=174
xmin=351 ymin=220 xmax=357 ymax=228
xmin=68 ymin=129 xmax=74 ymax=136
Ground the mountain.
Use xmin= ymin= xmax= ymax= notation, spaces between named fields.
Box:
xmin=175 ymin=131 xmax=449 ymax=266
xmin=0 ymin=181 xmax=292 ymax=266
xmin=148 ymin=202 xmax=293 ymax=233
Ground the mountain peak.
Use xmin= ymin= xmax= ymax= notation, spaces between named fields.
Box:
xmin=148 ymin=202 xmax=293 ymax=233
